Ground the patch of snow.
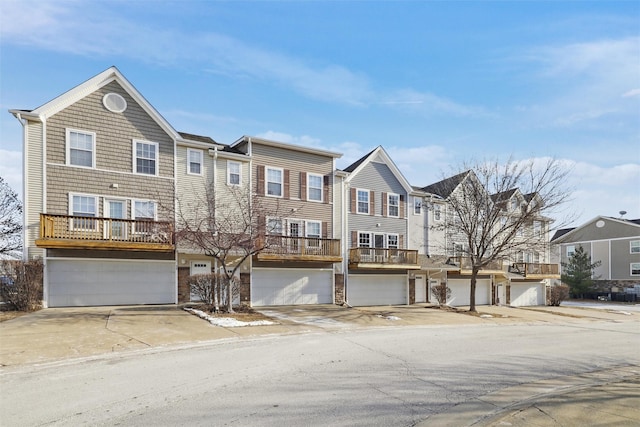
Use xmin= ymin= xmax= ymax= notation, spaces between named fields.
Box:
xmin=185 ymin=308 xmax=276 ymax=327
xmin=376 ymin=314 xmax=401 ymax=321
xmin=612 ymin=311 xmax=632 ymax=316
xmin=480 ymin=314 xmax=493 ymax=318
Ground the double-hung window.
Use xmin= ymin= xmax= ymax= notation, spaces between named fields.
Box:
xmin=71 ymin=194 xmax=97 ymax=230
xmin=533 ymin=221 xmax=542 ymax=236
xmin=358 ymin=232 xmax=371 ymax=248
xmin=133 ymin=200 xmax=156 ymax=233
xmin=631 ymin=241 xmax=640 ymax=254
xmin=388 ymin=193 xmax=399 ymax=217
xmin=414 ymin=198 xmax=421 ymax=215
xmin=266 ymin=167 xmax=283 ymax=197
xmin=306 ymin=220 xmax=321 ymax=247
xmin=434 ymin=204 xmax=442 ymax=221
xmin=357 ymin=189 xmax=369 ymax=214
xmin=67 ymin=129 xmax=95 ymax=168
xmin=267 ymin=218 xmax=283 ymax=235
xmin=134 ymin=140 xmax=158 ymax=175
xmin=631 ymin=263 xmax=640 ymax=276
xmin=308 ymin=174 xmax=323 ymax=202
xmin=228 ymin=161 xmax=241 ymax=185
xmin=387 ymin=234 xmax=399 ymax=249
xmin=566 ymin=245 xmax=576 ymax=257
xmin=187 ymin=148 xmax=203 ymax=175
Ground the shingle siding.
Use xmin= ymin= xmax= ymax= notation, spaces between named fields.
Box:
xmin=25 ymin=121 xmax=44 ymax=259
xmin=44 ymin=81 xmax=175 ymax=220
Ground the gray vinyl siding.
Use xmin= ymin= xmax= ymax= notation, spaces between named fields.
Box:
xmin=44 ymin=81 xmax=175 ymax=220
xmin=612 ymin=238 xmax=640 ymax=280
xmin=562 ymin=218 xmax=639 ymax=242
xmin=592 ymin=240 xmax=610 ymax=279
xmin=25 ymin=120 xmax=44 ymax=259
xmin=252 ymin=143 xmax=334 ymax=235
xmin=348 ymin=161 xmax=407 ymax=248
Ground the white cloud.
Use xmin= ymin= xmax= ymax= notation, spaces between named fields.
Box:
xmin=622 ymin=89 xmax=640 ymax=98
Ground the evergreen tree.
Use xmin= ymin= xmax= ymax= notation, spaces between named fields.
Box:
xmin=561 ymin=246 xmax=601 ymax=298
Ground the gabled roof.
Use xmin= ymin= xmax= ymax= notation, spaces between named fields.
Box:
xmin=10 ymin=66 xmax=180 ymax=141
xmin=341 ymin=146 xmax=413 ymax=193
xmin=178 ymin=132 xmax=218 ymax=145
xmin=342 ymin=147 xmax=377 ymax=173
xmin=491 ymin=188 xmax=518 ymax=203
xmin=420 ymin=171 xmax=471 ymax=199
xmin=551 ymin=215 xmax=640 ymax=243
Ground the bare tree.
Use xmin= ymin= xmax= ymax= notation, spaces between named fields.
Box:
xmin=176 ymin=183 xmax=281 ymax=313
xmin=0 ymin=177 xmax=22 ymax=257
xmin=428 ymin=158 xmax=572 ymax=312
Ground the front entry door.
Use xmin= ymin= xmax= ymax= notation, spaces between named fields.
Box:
xmin=105 ymin=200 xmax=126 ymax=239
xmin=190 ymin=261 xmax=212 ymax=301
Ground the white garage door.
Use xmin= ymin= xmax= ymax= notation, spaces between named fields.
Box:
xmin=510 ymin=283 xmax=545 ymax=307
xmin=252 ymin=268 xmax=333 ymax=306
xmin=47 ymin=259 xmax=176 ymax=307
xmin=347 ymin=274 xmax=407 ymax=306
xmin=445 ymin=279 xmax=491 ymax=307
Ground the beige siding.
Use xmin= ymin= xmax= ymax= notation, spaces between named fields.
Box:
xmin=25 ymin=121 xmax=44 ymax=259
xmin=251 ymin=143 xmax=334 ymax=234
xmin=44 ymin=81 xmax=175 ymax=221
xmin=46 ymin=81 xmax=174 ymax=178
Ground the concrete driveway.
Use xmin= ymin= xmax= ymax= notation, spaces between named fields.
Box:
xmin=2 ymin=303 xmax=638 ymax=368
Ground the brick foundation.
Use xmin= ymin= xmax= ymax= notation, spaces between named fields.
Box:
xmin=334 ymin=273 xmax=345 ymax=304
xmin=177 ymin=267 xmax=190 ymax=303
xmin=240 ymin=272 xmax=251 ymax=305
xmin=409 ymin=278 xmax=415 ymax=305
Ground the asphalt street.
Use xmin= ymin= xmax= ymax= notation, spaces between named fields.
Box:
xmin=2 ymin=320 xmax=638 ymax=426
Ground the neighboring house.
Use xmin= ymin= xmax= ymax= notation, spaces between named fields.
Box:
xmin=335 ymin=146 xmax=420 ymax=306
xmin=10 ymin=67 xmax=178 ymax=307
xmin=230 ymin=136 xmax=343 ymax=306
xmin=551 ymin=216 xmax=640 ymax=290
xmin=413 ymin=171 xmax=558 ymax=307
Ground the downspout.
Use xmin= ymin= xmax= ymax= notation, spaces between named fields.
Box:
xmin=343 ymin=177 xmax=350 ymax=305
xmin=41 ymin=115 xmax=48 ymax=308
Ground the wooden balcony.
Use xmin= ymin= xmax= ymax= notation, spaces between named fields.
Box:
xmin=511 ymin=262 xmax=560 ymax=279
xmin=451 ymin=257 xmax=506 ymax=274
xmin=256 ymin=235 xmax=342 ymax=262
xmin=348 ymin=248 xmax=420 ymax=270
xmin=36 ymin=213 xmax=174 ymax=252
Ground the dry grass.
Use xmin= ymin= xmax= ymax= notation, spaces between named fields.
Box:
xmin=0 ymin=311 xmax=27 ymax=322
xmin=184 ymin=304 xmax=273 ymax=322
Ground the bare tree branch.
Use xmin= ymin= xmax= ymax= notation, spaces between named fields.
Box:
xmin=0 ymin=177 xmax=22 ymax=257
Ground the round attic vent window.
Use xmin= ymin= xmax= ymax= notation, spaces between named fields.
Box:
xmin=102 ymin=93 xmax=127 ymax=113
xmin=596 ymin=220 xmax=605 ymax=228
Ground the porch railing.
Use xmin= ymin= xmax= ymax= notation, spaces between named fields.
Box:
xmin=349 ymin=247 xmax=418 ymax=265
xmin=260 ymin=235 xmax=341 ymax=258
xmin=511 ymin=262 xmax=559 ymax=277
xmin=39 ymin=213 xmax=174 ymax=245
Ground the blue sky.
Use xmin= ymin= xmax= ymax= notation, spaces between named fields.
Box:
xmin=1 ymin=0 xmax=638 ymax=226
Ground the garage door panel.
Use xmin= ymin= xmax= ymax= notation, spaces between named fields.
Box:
xmin=348 ymin=275 xmax=407 ymax=306
xmin=252 ymin=269 xmax=333 ymax=306
xmin=511 ymin=283 xmax=544 ymax=307
xmin=47 ymin=259 xmax=176 ymax=307
xmin=445 ymin=279 xmax=490 ymax=307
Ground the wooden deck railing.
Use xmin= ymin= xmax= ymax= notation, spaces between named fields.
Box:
xmin=260 ymin=235 xmax=341 ymax=258
xmin=511 ymin=262 xmax=559 ymax=277
xmin=349 ymin=248 xmax=418 ymax=265
xmin=453 ymin=257 xmax=505 ymax=271
xmin=39 ymin=213 xmax=174 ymax=245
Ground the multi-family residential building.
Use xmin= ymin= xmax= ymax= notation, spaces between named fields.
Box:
xmin=11 ymin=67 xmax=560 ymax=308
xmin=10 ymin=67 xmax=178 ymax=307
xmin=334 ymin=146 xmax=420 ymax=306
xmin=229 ymin=136 xmax=343 ymax=306
xmin=551 ymin=216 xmax=640 ymax=290
xmin=410 ymin=171 xmax=558 ymax=307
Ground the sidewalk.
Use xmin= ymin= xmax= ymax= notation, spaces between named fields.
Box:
xmin=421 ymin=365 xmax=640 ymax=427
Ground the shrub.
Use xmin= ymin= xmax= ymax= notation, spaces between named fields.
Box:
xmin=186 ymin=273 xmax=240 ymax=312
xmin=548 ymin=284 xmax=570 ymax=306
xmin=0 ymin=259 xmax=43 ymax=312
xmin=431 ymin=284 xmax=451 ymax=306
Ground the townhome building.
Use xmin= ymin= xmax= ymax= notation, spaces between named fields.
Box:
xmin=10 ymin=67 xmax=178 ymax=307
xmin=229 ymin=136 xmax=343 ymax=306
xmin=551 ymin=216 xmax=640 ymax=291
xmin=335 ymin=146 xmax=420 ymax=306
xmin=410 ymin=171 xmax=558 ymax=307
